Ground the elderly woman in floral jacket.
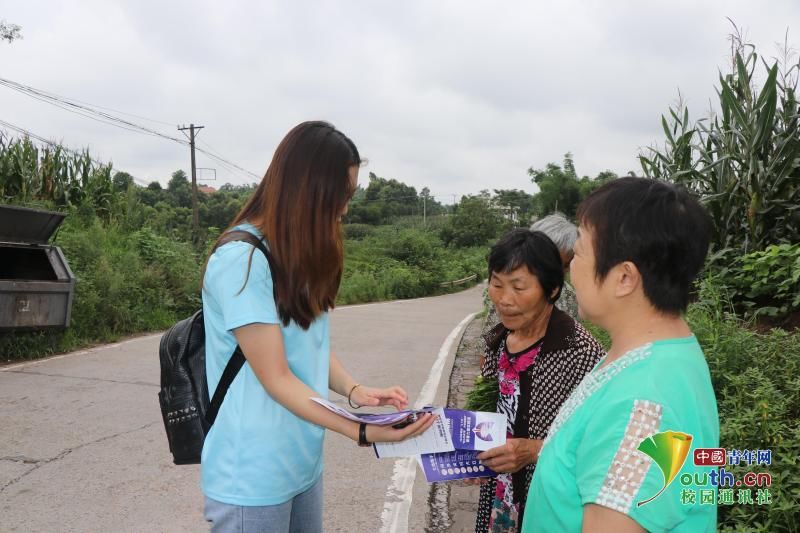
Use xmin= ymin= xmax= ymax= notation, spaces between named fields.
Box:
xmin=474 ymin=229 xmax=604 ymax=533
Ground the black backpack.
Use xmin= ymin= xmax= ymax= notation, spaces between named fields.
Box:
xmin=158 ymin=230 xmax=276 ymax=465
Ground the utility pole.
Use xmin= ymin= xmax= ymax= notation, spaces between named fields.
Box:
xmin=178 ymin=123 xmax=204 ymax=243
xmin=423 ymin=194 xmax=427 ymax=227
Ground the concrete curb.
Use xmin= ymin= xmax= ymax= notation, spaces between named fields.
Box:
xmin=426 ymin=313 xmax=487 ymax=532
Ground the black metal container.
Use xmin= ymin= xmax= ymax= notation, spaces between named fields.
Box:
xmin=0 ymin=204 xmax=75 ymax=330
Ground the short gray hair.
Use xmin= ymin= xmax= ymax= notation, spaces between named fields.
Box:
xmin=530 ymin=213 xmax=577 ymax=255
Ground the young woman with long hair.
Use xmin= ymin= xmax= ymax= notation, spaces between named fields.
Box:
xmin=200 ymin=121 xmax=435 ymax=532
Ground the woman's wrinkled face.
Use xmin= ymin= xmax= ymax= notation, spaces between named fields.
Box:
xmin=488 ymin=265 xmax=551 ymax=332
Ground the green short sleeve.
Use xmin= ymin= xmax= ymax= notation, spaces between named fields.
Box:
xmin=576 ymin=395 xmax=695 ymax=531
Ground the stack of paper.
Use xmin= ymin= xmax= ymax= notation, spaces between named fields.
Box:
xmin=311 ymin=398 xmax=505 ymax=482
xmin=310 ymin=397 xmax=435 ymax=426
xmin=418 ymin=409 xmax=506 ymax=482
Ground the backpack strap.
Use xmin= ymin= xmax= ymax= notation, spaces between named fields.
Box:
xmin=205 ymin=229 xmax=276 ymax=427
xmin=206 ymin=347 xmax=246 ymax=427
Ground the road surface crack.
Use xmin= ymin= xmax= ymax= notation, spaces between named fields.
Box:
xmin=3 ymin=369 xmax=158 ymax=388
xmin=0 ymin=455 xmax=43 ymax=464
xmin=0 ymin=420 xmax=159 ymax=494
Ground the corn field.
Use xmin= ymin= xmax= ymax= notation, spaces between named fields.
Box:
xmin=0 ymin=133 xmax=115 ymax=218
xmin=640 ymin=34 xmax=800 ymax=254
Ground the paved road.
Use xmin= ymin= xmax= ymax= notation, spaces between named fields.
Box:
xmin=0 ymin=285 xmax=483 ymax=532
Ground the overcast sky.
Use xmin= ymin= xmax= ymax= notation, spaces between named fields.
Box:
xmin=2 ymin=1 xmax=799 ymax=202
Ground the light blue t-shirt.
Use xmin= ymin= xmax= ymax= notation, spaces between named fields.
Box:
xmin=201 ymin=223 xmax=330 ymax=506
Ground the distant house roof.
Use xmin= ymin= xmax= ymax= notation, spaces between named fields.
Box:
xmin=198 ymin=185 xmax=217 ymax=195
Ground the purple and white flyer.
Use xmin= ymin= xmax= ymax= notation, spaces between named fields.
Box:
xmin=373 ymin=408 xmax=452 ymax=458
xmin=420 ymin=449 xmax=496 ymax=481
xmin=417 ymin=409 xmax=506 ymax=482
xmin=443 ymin=409 xmax=506 ymax=451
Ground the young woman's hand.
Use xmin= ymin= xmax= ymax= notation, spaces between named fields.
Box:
xmin=365 ymin=412 xmax=437 ymax=443
xmin=476 ymin=438 xmax=543 ymax=473
xmin=350 ymin=385 xmax=409 ymax=411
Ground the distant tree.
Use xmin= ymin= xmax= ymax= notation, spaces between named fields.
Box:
xmin=351 ymin=184 xmax=366 ymax=202
xmin=346 ymin=172 xmax=419 ymax=223
xmin=440 ymin=192 xmax=508 ymax=247
xmin=578 ymin=170 xmax=617 ymax=200
xmin=528 ymin=154 xmax=617 ymax=219
xmin=418 ymin=186 xmax=446 ymax=217
xmin=219 ymin=182 xmax=257 ymax=194
xmin=138 ymin=182 xmax=165 ymax=208
xmin=167 ymin=170 xmax=191 ymax=209
xmin=0 ymin=20 xmax=22 ymax=43
xmin=365 ymin=173 xmax=418 ymax=213
xmin=528 ymin=153 xmax=582 ymax=218
xmin=492 ymin=188 xmax=535 ymax=226
xmin=112 ymin=171 xmax=134 ymax=192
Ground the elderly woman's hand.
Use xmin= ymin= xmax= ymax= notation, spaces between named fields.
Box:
xmin=477 ymin=438 xmax=543 ymax=473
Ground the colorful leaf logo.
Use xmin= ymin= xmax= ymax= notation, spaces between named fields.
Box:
xmin=636 ymin=431 xmax=693 ymax=507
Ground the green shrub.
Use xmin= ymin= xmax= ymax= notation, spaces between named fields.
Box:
xmin=0 ymin=215 xmax=201 ymax=360
xmin=718 ymin=243 xmax=800 ymax=319
xmin=336 ymin=271 xmax=386 ymax=304
xmin=343 ymin=223 xmax=374 ymax=240
xmin=464 ymin=376 xmax=498 ymax=412
xmin=338 ymin=226 xmax=485 ymax=305
xmin=689 ymin=278 xmax=799 ymax=531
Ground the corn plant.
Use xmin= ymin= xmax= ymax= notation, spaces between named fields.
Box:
xmin=0 ymin=132 xmax=116 ymax=219
xmin=640 ymin=34 xmax=800 ymax=254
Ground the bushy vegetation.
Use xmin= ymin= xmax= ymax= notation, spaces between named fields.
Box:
xmin=641 ymin=29 xmax=800 ymax=329
xmin=339 ymin=225 xmax=487 ymax=304
xmin=0 ymin=207 xmax=200 ymax=359
xmin=690 ymin=279 xmax=799 ymax=532
xmin=527 ymin=153 xmax=618 ymax=219
xmin=1 ymin=134 xmax=511 ymax=360
xmin=717 ymin=243 xmax=800 ymax=322
xmin=640 ymin=44 xmax=799 ymax=253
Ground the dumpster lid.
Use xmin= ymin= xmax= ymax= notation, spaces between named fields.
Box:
xmin=0 ymin=204 xmax=67 ymax=244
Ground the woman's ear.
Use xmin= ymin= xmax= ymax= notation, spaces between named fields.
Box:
xmin=614 ymin=261 xmax=641 ymax=298
xmin=550 ymin=286 xmax=560 ymax=301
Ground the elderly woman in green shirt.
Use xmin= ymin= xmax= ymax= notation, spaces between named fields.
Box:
xmin=523 ymin=178 xmax=720 ymax=532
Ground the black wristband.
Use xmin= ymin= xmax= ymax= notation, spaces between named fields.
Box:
xmin=358 ymin=422 xmax=371 ymax=447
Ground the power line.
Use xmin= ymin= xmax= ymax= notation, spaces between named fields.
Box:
xmin=0 ymin=77 xmax=176 ymax=127
xmin=194 ymin=143 xmax=260 ymax=180
xmin=0 ymin=76 xmax=260 ymax=181
xmin=197 ymin=138 xmax=261 ymax=181
xmin=351 ymin=193 xmax=459 ymax=204
xmin=0 ymin=77 xmax=187 ymax=143
xmin=0 ymin=118 xmax=150 ymax=186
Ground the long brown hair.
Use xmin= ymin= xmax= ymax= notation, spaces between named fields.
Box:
xmin=206 ymin=121 xmax=360 ymax=330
